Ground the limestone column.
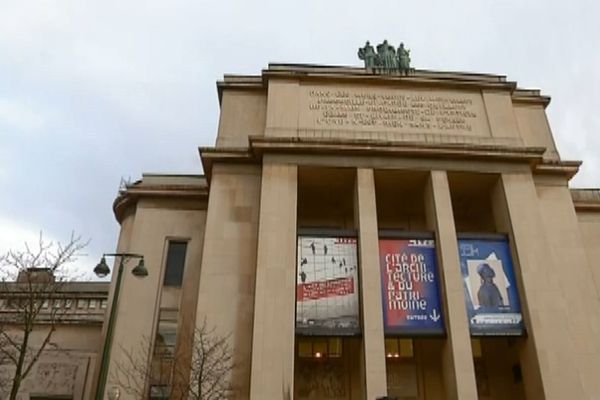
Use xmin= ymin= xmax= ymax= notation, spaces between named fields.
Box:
xmin=354 ymin=168 xmax=388 ymax=398
xmin=249 ymin=162 xmax=297 ymax=400
xmin=190 ymin=164 xmax=261 ymax=400
xmin=491 ymin=173 xmax=588 ymax=399
xmin=424 ymin=170 xmax=478 ymax=400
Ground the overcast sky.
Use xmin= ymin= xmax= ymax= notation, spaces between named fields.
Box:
xmin=1 ymin=0 xmax=598 ymax=279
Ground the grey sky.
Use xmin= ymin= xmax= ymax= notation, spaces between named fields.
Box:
xmin=1 ymin=0 xmax=598 ymax=279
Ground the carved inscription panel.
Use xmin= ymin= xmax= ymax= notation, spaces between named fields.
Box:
xmin=299 ymin=85 xmax=490 ymax=136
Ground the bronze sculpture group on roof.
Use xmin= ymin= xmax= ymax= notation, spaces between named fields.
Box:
xmin=358 ymin=40 xmax=412 ymax=75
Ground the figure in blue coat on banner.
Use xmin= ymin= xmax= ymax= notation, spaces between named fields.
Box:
xmin=476 ymin=263 xmax=504 ymax=311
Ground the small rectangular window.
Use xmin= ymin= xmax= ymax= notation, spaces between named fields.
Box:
xmin=163 ymin=241 xmax=187 ymax=287
xmin=88 ymin=299 xmax=97 ymax=309
xmin=77 ymin=299 xmax=87 ymax=309
xmin=100 ymin=299 xmax=108 ymax=309
xmin=471 ymin=338 xmax=483 ymax=358
xmin=399 ymin=339 xmax=414 ymax=358
xmin=150 ymin=385 xmax=170 ymax=400
xmin=313 ymin=340 xmax=327 ymax=358
xmin=297 ymin=338 xmax=343 ymax=359
xmin=154 ymin=309 xmax=179 ymax=359
xmin=328 ymin=338 xmax=342 ymax=358
xmin=385 ymin=338 xmax=414 ymax=359
xmin=65 ymin=299 xmax=73 ymax=309
xmin=298 ymin=340 xmax=313 ymax=358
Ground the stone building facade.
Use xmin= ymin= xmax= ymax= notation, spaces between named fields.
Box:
xmin=97 ymin=62 xmax=600 ymax=400
xmin=0 ymin=275 xmax=109 ymax=399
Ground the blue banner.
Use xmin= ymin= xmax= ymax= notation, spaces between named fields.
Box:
xmin=379 ymin=239 xmax=444 ymax=335
xmin=458 ymin=238 xmax=524 ymax=336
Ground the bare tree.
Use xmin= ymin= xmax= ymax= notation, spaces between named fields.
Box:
xmin=0 ymin=337 xmax=11 ymax=397
xmin=0 ymin=232 xmax=88 ymax=400
xmin=114 ymin=319 xmax=235 ymax=400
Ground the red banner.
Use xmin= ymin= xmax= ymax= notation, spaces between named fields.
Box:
xmin=297 ymin=277 xmax=355 ymax=301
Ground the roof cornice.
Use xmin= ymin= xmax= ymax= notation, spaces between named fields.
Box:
xmin=571 ymin=189 xmax=600 ymax=212
xmin=113 ymin=181 xmax=209 ymax=223
xmin=199 ymin=137 xmax=564 ymax=179
xmin=199 ymin=137 xmax=584 ymax=184
xmin=216 ymin=64 xmax=552 ymax=106
xmin=262 ymin=69 xmax=517 ymax=92
xmin=532 ymin=160 xmax=581 ymax=180
xmin=249 ymin=136 xmax=544 ymax=161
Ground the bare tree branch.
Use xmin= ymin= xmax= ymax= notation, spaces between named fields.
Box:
xmin=0 ymin=231 xmax=88 ymax=400
xmin=113 ymin=318 xmax=235 ymax=400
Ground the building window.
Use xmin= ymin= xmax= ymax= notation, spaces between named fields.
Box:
xmin=88 ymin=299 xmax=97 ymax=309
xmin=65 ymin=299 xmax=73 ymax=309
xmin=100 ymin=299 xmax=108 ymax=309
xmin=471 ymin=338 xmax=483 ymax=358
xmin=385 ymin=338 xmax=414 ymax=359
xmin=149 ymin=385 xmax=170 ymax=400
xmin=297 ymin=338 xmax=342 ymax=359
xmin=163 ymin=241 xmax=187 ymax=287
xmin=154 ymin=309 xmax=179 ymax=359
xmin=77 ymin=299 xmax=87 ymax=309
xmin=150 ymin=309 xmax=178 ymax=395
xmin=54 ymin=299 xmax=62 ymax=308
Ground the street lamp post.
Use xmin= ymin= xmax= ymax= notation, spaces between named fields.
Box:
xmin=94 ymin=253 xmax=148 ymax=400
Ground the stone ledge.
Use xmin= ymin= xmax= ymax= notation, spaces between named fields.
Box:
xmin=113 ymin=175 xmax=209 ymax=223
xmin=571 ymin=188 xmax=600 ymax=211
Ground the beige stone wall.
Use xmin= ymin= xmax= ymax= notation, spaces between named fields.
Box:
xmin=576 ymin=210 xmax=600 ymax=296
xmin=534 ymin=182 xmax=600 ymax=398
xmin=217 ymin=89 xmax=266 ymax=148
xmin=297 ymin=84 xmax=491 ymax=137
xmin=1 ymin=325 xmax=102 ymax=399
xmin=216 ymin=68 xmax=562 ymax=159
xmin=489 ymin=173 xmax=600 ymax=399
xmin=102 ymin=200 xmax=207 ymax=400
xmin=262 ymin=79 xmax=533 ymax=149
xmin=513 ymin=103 xmax=560 ymax=159
xmin=482 ymin=90 xmax=519 ymax=140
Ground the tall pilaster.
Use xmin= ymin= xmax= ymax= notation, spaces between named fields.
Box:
xmin=192 ymin=164 xmax=261 ymax=399
xmin=250 ymin=162 xmax=297 ymax=400
xmin=425 ymin=170 xmax=478 ymax=400
xmin=492 ymin=172 xmax=597 ymax=399
xmin=354 ymin=168 xmax=388 ymax=398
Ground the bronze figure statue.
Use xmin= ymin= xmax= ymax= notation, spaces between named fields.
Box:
xmin=358 ymin=40 xmax=412 ymax=75
xmin=376 ymin=40 xmax=397 ymax=70
xmin=358 ymin=41 xmax=377 ymax=68
xmin=398 ymin=42 xmax=411 ymax=75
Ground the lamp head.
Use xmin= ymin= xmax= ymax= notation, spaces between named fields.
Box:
xmin=94 ymin=256 xmax=110 ymax=278
xmin=131 ymin=258 xmax=148 ymax=277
